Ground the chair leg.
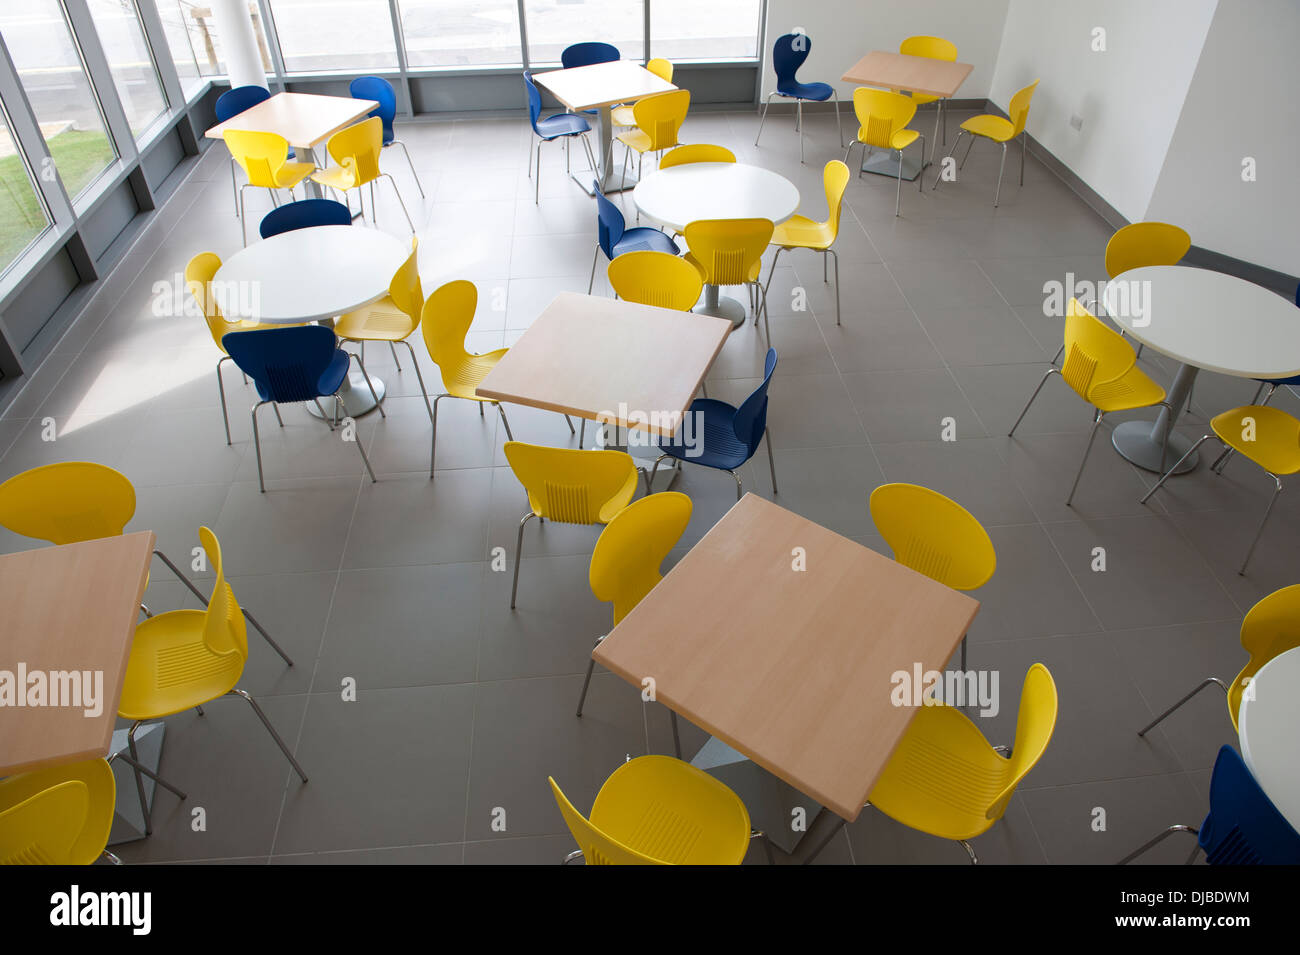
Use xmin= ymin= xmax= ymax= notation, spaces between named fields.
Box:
xmin=428 ymin=394 xmax=447 ymax=477
xmin=729 ymin=469 xmax=743 ymax=501
xmin=250 ymin=400 xmax=268 ymax=492
xmin=960 ymin=131 xmax=977 ymax=169
xmin=389 ymin=341 xmax=402 ymax=372
xmin=895 ymin=148 xmax=904 ymax=217
xmin=125 ymin=726 xmax=154 ymax=836
xmin=272 ymin=403 xmax=284 ymax=427
xmin=1240 ymin=476 xmax=1283 ymax=575
xmin=495 ymin=402 xmax=515 ymax=441
xmin=1139 ymin=435 xmax=1213 ymax=504
xmin=958 ymin=839 xmax=978 ymax=864
xmin=384 ymin=174 xmax=416 ymax=233
xmin=112 ymin=742 xmax=187 ymax=801
xmin=392 ymin=139 xmax=424 ymax=198
xmin=588 ymin=244 xmax=601 ymax=294
xmin=575 ymin=638 xmax=603 ymax=717
xmin=765 ymin=427 xmax=778 ymax=494
xmin=238 ymin=185 xmax=248 ymax=246
xmin=797 ymin=99 xmax=805 ymax=163
xmin=335 ymin=392 xmax=377 ymax=483
xmin=831 ymin=87 xmax=844 ymax=148
xmin=916 ymin=135 xmax=925 ymax=194
xmin=828 ymin=248 xmax=841 ymax=325
xmin=349 ymin=352 xmax=385 ymax=418
xmin=229 ymin=157 xmax=239 ymax=217
xmin=755 ymin=92 xmax=776 ymax=146
xmin=1008 ymin=367 xmax=1060 ymax=436
xmin=579 ymin=418 xmax=585 ymax=448
xmin=400 ymin=339 xmax=435 ymax=425
xmin=1118 ymin=825 xmax=1198 ymax=865
xmin=511 ymin=511 xmax=535 ymax=609
xmin=313 ymin=399 xmax=335 ymax=430
xmin=758 ymin=281 xmax=772 ymax=345
xmin=216 ymin=357 xmax=233 ymax=445
xmin=931 ymin=101 xmax=943 ymax=163
xmin=932 ymin=130 xmax=965 ymax=192
xmin=647 ymin=453 xmax=672 ymax=494
xmin=994 ymin=142 xmax=1008 ymax=208
xmin=670 ymin=710 xmax=682 ymax=759
xmin=1138 ymin=677 xmax=1229 ymax=736
xmin=228 ymin=689 xmax=308 ymax=781
xmin=535 ymin=141 xmax=543 ymax=203
xmin=1065 ymin=411 xmax=1104 ymax=506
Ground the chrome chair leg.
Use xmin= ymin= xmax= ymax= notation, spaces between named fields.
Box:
xmin=216 ymin=356 xmax=233 ymax=445
xmin=1065 ymin=411 xmax=1104 ymax=506
xmin=428 ymin=393 xmax=447 ymax=477
xmin=229 ymin=157 xmax=239 ymax=217
xmin=647 ymin=453 xmax=672 ymax=494
xmin=729 ymin=469 xmax=743 ymax=501
xmin=932 ymin=130 xmax=966 ymax=192
xmin=959 ymin=839 xmax=978 ymax=864
xmin=1138 ymin=677 xmax=1228 ymax=736
xmin=313 ymin=399 xmax=335 ymax=429
xmin=765 ymin=426 xmax=779 ymax=494
xmin=754 ymin=92 xmax=776 ymax=146
xmin=994 ymin=142 xmax=1008 ymax=208
xmin=797 ymin=99 xmax=805 ymax=163
xmin=670 ymin=710 xmax=682 ymax=759
xmin=1240 ymin=476 xmax=1283 ymax=575
xmin=228 ymin=689 xmax=308 ymax=781
xmin=895 ymin=147 xmax=904 ymax=217
xmin=752 ymin=829 xmax=776 ymax=865
xmin=575 ymin=634 xmax=605 ymax=717
xmin=102 ymin=850 xmax=123 ymax=865
xmin=1140 ymin=434 xmax=1214 ymax=505
xmin=389 ymin=341 xmax=402 ymax=371
xmin=383 ymin=173 xmax=416 ymax=233
xmin=250 ymin=400 xmax=268 ymax=492
xmin=336 ymin=392 xmax=377 ymax=483
xmin=511 ymin=511 xmax=536 ymax=609
xmin=830 ymin=88 xmax=844 ymax=147
xmin=110 ymin=744 xmax=187 ymax=801
xmin=399 ymin=339 xmax=435 ymax=425
xmin=349 ymin=352 xmax=385 ymax=418
xmin=391 ymin=139 xmax=424 ymax=197
xmin=496 ymin=402 xmax=515 ymax=441
xmin=588 ymin=243 xmax=601 ymax=293
xmin=1118 ymin=825 xmax=1198 ymax=865
xmin=828 ymin=248 xmax=841 ymax=325
xmin=1008 ymin=367 xmax=1061 ymax=436
xmin=272 ymin=403 xmax=284 ymax=427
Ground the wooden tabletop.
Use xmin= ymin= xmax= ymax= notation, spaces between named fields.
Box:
xmin=204 ymin=91 xmax=380 ymax=151
xmin=532 ymin=60 xmax=677 ymax=112
xmin=476 ymin=291 xmax=731 ymax=436
xmin=592 ymin=494 xmax=980 ymax=821
xmin=842 ymin=51 xmax=974 ymax=99
xmin=0 ymin=532 xmax=155 ymax=776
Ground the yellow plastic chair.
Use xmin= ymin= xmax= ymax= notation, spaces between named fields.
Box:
xmin=1102 ymin=222 xmax=1193 ymax=361
xmin=866 ymin=664 xmax=1058 ymax=863
xmin=550 ymin=755 xmax=769 ymax=864
xmin=1009 ymin=298 xmax=1170 ymax=505
xmin=502 ymin=441 xmax=639 ymax=609
xmin=683 ymin=217 xmax=775 ymax=343
xmin=616 ymin=88 xmax=691 ymax=185
xmin=1141 ymin=405 xmax=1300 ymax=574
xmin=611 ymin=58 xmax=674 ymax=127
xmin=843 ymin=88 xmax=924 ymax=216
xmin=764 ymin=159 xmax=850 ymax=324
xmin=117 ymin=526 xmax=307 ymax=835
xmin=607 ymin=250 xmax=703 ymax=310
xmin=934 ymin=79 xmax=1039 ymax=207
xmin=333 ymin=235 xmax=429 ymax=423
xmin=898 ymin=36 xmax=958 ymax=160
xmin=658 ymin=143 xmax=736 ymax=168
xmin=0 ymin=759 xmax=118 ymax=865
xmin=310 ymin=116 xmax=414 ymax=233
xmin=222 ymin=129 xmax=315 ymax=245
xmin=868 ymin=482 xmax=996 ymax=672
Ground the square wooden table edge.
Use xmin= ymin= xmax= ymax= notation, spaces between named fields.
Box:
xmin=203 ymin=93 xmax=381 ymax=147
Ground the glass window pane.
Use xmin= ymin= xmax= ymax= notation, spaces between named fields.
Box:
xmin=651 ymin=0 xmax=760 ymax=61
xmin=150 ymin=0 xmax=207 ymax=96
xmin=0 ymin=105 xmax=52 ymax=275
xmin=400 ymin=0 xmax=523 ymax=68
xmin=525 ymin=0 xmax=644 ymax=66
xmin=0 ymin=2 xmax=118 ymax=200
xmin=88 ymin=0 xmax=169 ymax=138
xmin=268 ymin=0 xmax=398 ymax=73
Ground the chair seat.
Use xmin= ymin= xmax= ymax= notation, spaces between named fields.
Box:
xmin=868 ymin=701 xmax=1013 ymax=841
xmin=1087 ymin=365 xmax=1166 ymax=413
xmin=311 ymin=164 xmax=359 ymax=191
xmin=615 ymin=128 xmax=655 ymax=154
xmin=119 ymin=611 xmax=244 ymax=720
xmin=772 ymin=215 xmax=834 ymax=250
xmin=1211 ymin=405 xmax=1300 ymax=475
xmin=444 ymin=348 xmax=509 ymax=400
xmin=271 ymin=161 xmax=316 ymax=189
xmin=335 ymin=297 xmax=418 ymax=342
xmin=683 ymin=252 xmax=761 ymax=286
xmin=889 ymin=128 xmax=920 ymax=150
xmin=961 ymin=114 xmax=1016 ymax=143
xmin=659 ymin=398 xmax=750 ymax=470
xmin=612 ymin=227 xmax=679 ymax=257
xmin=535 ymin=112 xmax=591 ymax=140
xmin=1257 ymin=373 xmax=1300 ymax=387
xmin=253 ymin=348 xmax=350 ymax=403
xmin=610 ymin=104 xmax=636 ymax=127
xmin=525 ymin=466 xmax=638 ymax=524
xmin=777 ymin=80 xmax=833 ymax=102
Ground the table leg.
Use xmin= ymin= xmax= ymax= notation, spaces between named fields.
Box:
xmin=1111 ymin=361 xmax=1200 ymax=474
xmin=298 ymin=145 xmax=323 ymax=199
xmin=303 ymin=318 xmax=386 ymax=420
xmin=860 ymin=148 xmax=927 ymax=182
xmin=573 ymin=104 xmax=639 ymax=195
xmin=592 ymin=419 xmax=681 ymax=493
xmin=693 ymin=284 xmax=748 ymax=327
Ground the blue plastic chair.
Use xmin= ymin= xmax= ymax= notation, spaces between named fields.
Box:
xmin=524 ymin=71 xmax=595 ymax=203
xmin=348 ymin=76 xmax=424 ymax=198
xmin=216 ymin=86 xmax=293 ymax=217
xmin=561 ymin=42 xmax=620 ymax=70
xmin=1120 ymin=746 xmax=1300 ymax=865
xmin=222 ymin=325 xmax=378 ymax=492
xmin=755 ymin=33 xmax=843 ymax=163
xmin=258 ymin=198 xmax=352 ymax=239
xmin=649 ymin=348 xmax=779 ymax=500
xmin=588 ymin=191 xmax=679 ymax=292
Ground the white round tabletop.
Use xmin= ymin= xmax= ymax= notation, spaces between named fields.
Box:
xmin=633 ymin=162 xmax=801 ymax=234
xmin=212 ymin=225 xmax=410 ymax=324
xmin=1102 ymin=265 xmax=1300 ymax=380
xmin=1237 ymin=645 xmax=1300 ymax=830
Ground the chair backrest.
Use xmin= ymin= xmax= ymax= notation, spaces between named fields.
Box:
xmin=561 ymin=42 xmax=620 ymax=69
xmin=523 ymin=71 xmax=544 ymax=131
xmin=1060 ymin=298 xmax=1139 ymax=402
xmin=503 ymin=441 xmax=637 ymax=525
xmin=388 ymin=235 xmax=424 ymax=321
xmin=646 ymin=57 xmax=673 ymax=82
xmin=1229 ymin=583 xmax=1300 ymax=730
xmin=185 ymin=251 xmax=233 ymax=348
xmin=682 ymin=218 xmax=773 ymax=286
xmin=607 ymin=250 xmax=703 ymax=310
xmin=1006 ymin=80 xmax=1039 ymax=137
xmin=772 ymin=33 xmax=812 ymax=88
xmin=223 ymin=129 xmax=294 ymax=189
xmin=0 ymin=780 xmax=88 ymax=864
xmin=595 ymin=191 xmax=626 ymax=259
xmin=821 ymin=159 xmax=851 ymax=236
xmin=196 ymin=525 xmax=248 ymax=661
xmin=868 ymin=482 xmax=996 ymax=591
xmin=548 ymin=776 xmax=663 ymax=865
xmin=222 ymin=324 xmax=341 ymax=404
xmin=1200 ymin=745 xmax=1300 ymax=864
xmin=987 ymin=663 xmax=1058 ymax=821
xmin=1104 ymin=221 xmax=1192 ymax=280
xmin=631 ymin=88 xmax=690 ymax=151
xmin=259 ymin=198 xmax=352 ymax=238
xmin=0 ymin=462 xmax=135 ymax=545
xmin=659 ymin=143 xmax=736 ymax=168
xmin=851 ymin=87 xmax=918 ymax=150
xmin=731 ymin=347 xmax=778 ymax=455
xmin=325 ymin=116 xmax=383 ymax=186
xmin=899 ymin=35 xmax=958 ymax=61
xmin=349 ymin=75 xmax=398 ymax=142
xmin=590 ymin=492 xmax=692 ymax=625
xmin=420 ymin=279 xmax=479 ymax=379
xmin=214 ymin=84 xmax=271 ymax=123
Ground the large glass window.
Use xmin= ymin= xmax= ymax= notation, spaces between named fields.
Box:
xmin=651 ymin=0 xmax=759 ymax=61
xmin=400 ymin=0 xmax=523 ymax=68
xmin=0 ymin=104 xmax=52 ymax=275
xmin=0 ymin=2 xmax=118 ymax=201
xmin=524 ymin=0 xmax=643 ymax=66
xmin=88 ymin=0 xmax=169 ymax=138
xmin=268 ymin=0 xmax=398 ymax=73
xmin=150 ymin=1 xmax=208 ymax=96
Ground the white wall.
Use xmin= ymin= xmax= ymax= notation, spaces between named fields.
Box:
xmin=988 ymin=0 xmax=1217 ymax=223
xmin=1145 ymin=0 xmax=1300 ymax=275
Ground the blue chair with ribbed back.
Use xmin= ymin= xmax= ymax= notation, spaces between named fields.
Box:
xmin=588 ymin=191 xmax=678 ymax=292
xmin=649 ymin=348 xmax=779 ymax=500
xmin=1120 ymin=746 xmax=1300 ymax=865
xmin=222 ymin=326 xmax=377 ymax=492
xmin=216 ymin=86 xmax=292 ymax=217
xmin=524 ymin=71 xmax=596 ymax=203
xmin=349 ymin=76 xmax=424 ymax=198
xmin=259 ymin=198 xmax=352 ymax=239
xmin=755 ymin=33 xmax=843 ymax=163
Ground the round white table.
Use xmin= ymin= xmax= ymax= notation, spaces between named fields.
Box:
xmin=633 ymin=162 xmax=800 ymax=326
xmin=1102 ymin=265 xmax=1300 ymax=473
xmin=213 ymin=225 xmax=410 ymax=417
xmin=1237 ymin=646 xmax=1300 ymax=830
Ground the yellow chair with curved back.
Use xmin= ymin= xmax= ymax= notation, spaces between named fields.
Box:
xmin=0 ymin=759 xmax=119 ymax=865
xmin=310 ymin=116 xmax=414 ymax=233
xmin=611 ymin=58 xmax=674 ymax=128
xmin=869 ymin=481 xmax=996 ymax=672
xmin=898 ymin=35 xmax=958 ymax=159
xmin=866 ymin=664 xmax=1058 ymax=863
xmin=1009 ymin=298 xmax=1170 ymax=506
xmin=683 ymin=217 xmax=775 ymax=343
xmin=764 ymin=159 xmax=851 ymax=324
xmin=607 ymin=250 xmax=703 ymax=310
xmin=658 ymin=143 xmax=736 ymax=168
xmin=222 ymin=129 xmax=315 ymax=245
xmin=934 ymin=79 xmax=1039 ymax=207
xmin=844 ymin=88 xmax=924 ymax=216
xmin=616 ymin=88 xmax=691 ymax=184
xmin=502 ymin=441 xmax=639 ymax=609
xmin=1102 ymin=222 xmax=1193 ymax=361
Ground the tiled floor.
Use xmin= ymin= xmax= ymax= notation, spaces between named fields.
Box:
xmin=3 ymin=104 xmax=1297 ymax=865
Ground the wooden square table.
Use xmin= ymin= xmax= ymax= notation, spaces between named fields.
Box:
xmin=592 ymin=494 xmax=981 ymax=861
xmin=532 ymin=60 xmax=676 ymax=194
xmin=841 ymin=51 xmax=974 ymax=179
